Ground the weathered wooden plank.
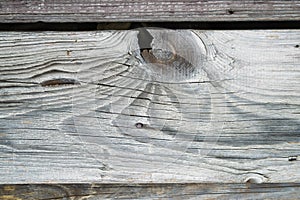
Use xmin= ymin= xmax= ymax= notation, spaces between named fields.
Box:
xmin=1 ymin=183 xmax=300 ymax=200
xmin=0 ymin=29 xmax=299 ymax=184
xmin=0 ymin=1 xmax=300 ymax=23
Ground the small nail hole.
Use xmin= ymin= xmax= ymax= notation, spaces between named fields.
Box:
xmin=135 ymin=122 xmax=144 ymax=128
xmin=295 ymin=45 xmax=299 ymax=48
xmin=288 ymin=156 xmax=297 ymax=161
xmin=227 ymin=9 xmax=234 ymax=15
xmin=66 ymin=50 xmax=72 ymax=56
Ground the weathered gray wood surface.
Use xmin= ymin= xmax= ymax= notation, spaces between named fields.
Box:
xmin=1 ymin=183 xmax=300 ymax=200
xmin=0 ymin=1 xmax=300 ymax=23
xmin=0 ymin=30 xmax=299 ymax=185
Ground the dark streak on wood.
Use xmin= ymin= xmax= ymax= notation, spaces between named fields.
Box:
xmin=40 ymin=78 xmax=80 ymax=87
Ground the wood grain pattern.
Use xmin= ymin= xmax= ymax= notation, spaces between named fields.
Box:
xmin=1 ymin=183 xmax=300 ymax=200
xmin=0 ymin=0 xmax=300 ymax=23
xmin=0 ymin=30 xmax=299 ymax=185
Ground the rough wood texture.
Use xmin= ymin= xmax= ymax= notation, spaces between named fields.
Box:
xmin=0 ymin=30 xmax=299 ymax=185
xmin=0 ymin=1 xmax=300 ymax=23
xmin=1 ymin=183 xmax=300 ymax=200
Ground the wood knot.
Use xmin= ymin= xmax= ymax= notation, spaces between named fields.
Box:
xmin=140 ymin=48 xmax=196 ymax=81
xmin=245 ymin=177 xmax=263 ymax=184
xmin=135 ymin=29 xmax=206 ymax=83
xmin=244 ymin=174 xmax=267 ymax=184
xmin=141 ymin=49 xmax=176 ymax=65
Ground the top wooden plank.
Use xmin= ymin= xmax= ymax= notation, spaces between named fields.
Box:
xmin=0 ymin=0 xmax=300 ymax=23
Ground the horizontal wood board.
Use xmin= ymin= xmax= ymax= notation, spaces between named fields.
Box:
xmin=0 ymin=29 xmax=299 ymax=184
xmin=1 ymin=183 xmax=300 ymax=200
xmin=0 ymin=1 xmax=300 ymax=23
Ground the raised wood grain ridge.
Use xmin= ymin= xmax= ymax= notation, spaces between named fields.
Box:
xmin=0 ymin=0 xmax=300 ymax=23
xmin=1 ymin=183 xmax=300 ymax=200
xmin=0 ymin=30 xmax=299 ymax=184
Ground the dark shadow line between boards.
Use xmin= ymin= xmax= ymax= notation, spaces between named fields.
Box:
xmin=0 ymin=21 xmax=300 ymax=31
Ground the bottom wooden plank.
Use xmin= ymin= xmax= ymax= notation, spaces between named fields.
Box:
xmin=0 ymin=183 xmax=299 ymax=200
